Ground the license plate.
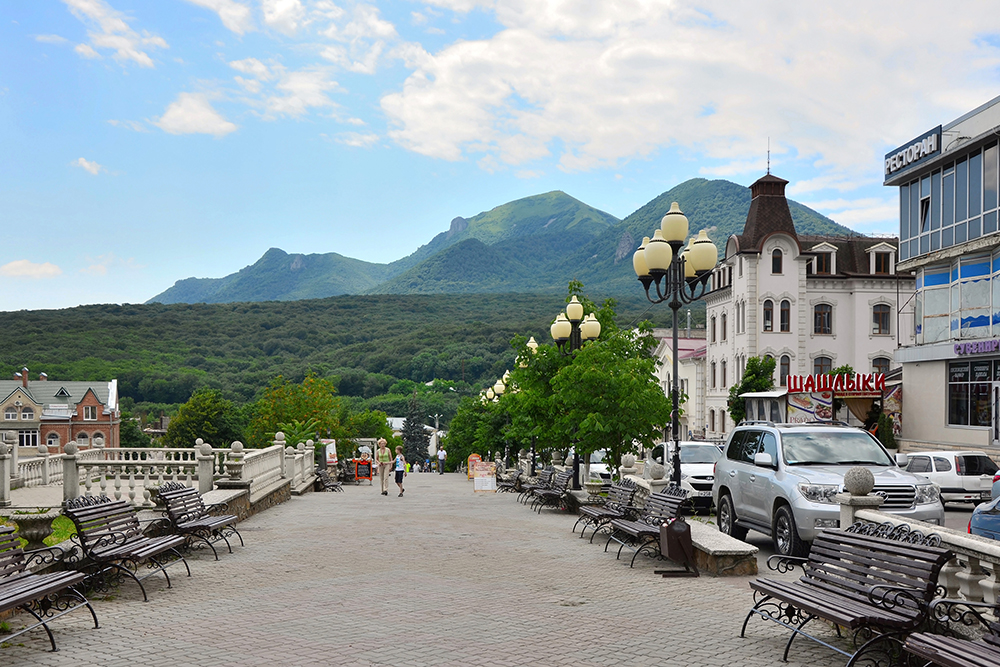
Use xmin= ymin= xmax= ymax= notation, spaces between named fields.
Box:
xmin=697 ymin=490 xmax=712 ymax=497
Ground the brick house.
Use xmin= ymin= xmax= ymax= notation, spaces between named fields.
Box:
xmin=0 ymin=369 xmax=120 ymax=451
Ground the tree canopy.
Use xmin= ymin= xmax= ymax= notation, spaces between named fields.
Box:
xmin=727 ymin=356 xmax=777 ymax=424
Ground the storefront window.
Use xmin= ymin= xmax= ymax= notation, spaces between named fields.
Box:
xmin=948 ymin=361 xmax=992 ymax=426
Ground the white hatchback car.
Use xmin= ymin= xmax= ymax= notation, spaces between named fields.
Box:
xmin=653 ymin=441 xmax=723 ymax=511
xmin=904 ymin=451 xmax=998 ymax=504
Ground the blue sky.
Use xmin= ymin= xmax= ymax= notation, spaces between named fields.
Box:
xmin=3 ymin=0 xmax=1000 ymax=311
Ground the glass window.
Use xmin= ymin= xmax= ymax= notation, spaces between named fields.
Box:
xmin=83 ymin=406 xmax=98 ymax=420
xmin=76 ymin=432 xmax=89 ymax=446
xmin=931 ymin=170 xmax=941 ymax=230
xmin=759 ymin=433 xmax=778 ymax=464
xmin=711 ymin=317 xmax=716 ymax=342
xmin=875 ymin=252 xmax=891 ymax=274
xmin=873 ymin=357 xmax=890 ymax=375
xmin=943 ymin=225 xmax=954 ymax=248
xmin=21 ymin=408 xmax=34 ymax=420
xmin=772 ymin=249 xmax=782 ymax=274
xmin=900 ymin=183 xmax=910 ymax=240
xmin=933 ymin=457 xmax=953 ymax=473
xmin=985 ymin=143 xmax=998 ymax=211
xmin=814 ymin=356 xmax=832 ymax=374
xmin=721 ymin=313 xmax=727 ymax=341
xmin=780 ymin=300 xmax=790 ymax=332
xmin=956 ymin=221 xmax=968 ymax=244
xmin=943 ymin=170 xmax=955 ymax=227
xmin=970 ymin=216 xmax=982 ymax=240
xmin=780 ymin=355 xmax=790 ymax=386
xmin=920 ymin=196 xmax=931 ymax=233
xmin=721 ymin=360 xmax=727 ymax=388
xmin=3 ymin=407 xmax=15 ymax=420
xmin=957 ymin=157 xmax=968 ymax=221
xmin=710 ymin=410 xmax=716 ymax=432
xmin=763 ymin=300 xmax=773 ymax=331
xmin=971 ymin=150 xmax=982 ymax=217
xmin=948 ymin=361 xmax=972 ymax=426
xmin=986 ymin=211 xmax=997 ymax=235
xmin=957 ymin=455 xmax=999 ymax=476
xmin=814 ymin=304 xmax=832 ymax=334
xmin=906 ymin=456 xmax=932 ymax=474
xmin=711 ymin=362 xmax=716 ymax=388
xmin=781 ymin=431 xmax=893 ymax=466
xmin=46 ymin=432 xmax=59 ymax=447
xmin=815 ymin=253 xmax=831 ymax=274
xmin=873 ymin=304 xmax=891 ymax=334
xmin=18 ymin=431 xmax=37 ymax=448
xmin=720 ymin=410 xmax=727 ymax=433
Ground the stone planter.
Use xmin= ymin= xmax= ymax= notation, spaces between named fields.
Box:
xmin=583 ymin=481 xmax=604 ymax=499
xmin=4 ymin=509 xmax=61 ymax=550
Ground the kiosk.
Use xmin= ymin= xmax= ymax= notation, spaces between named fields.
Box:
xmin=740 ymin=372 xmax=892 ymax=426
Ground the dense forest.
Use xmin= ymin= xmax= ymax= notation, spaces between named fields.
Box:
xmin=1 ymin=292 xmax=682 ymax=426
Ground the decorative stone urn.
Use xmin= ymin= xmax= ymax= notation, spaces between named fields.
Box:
xmin=619 ymin=453 xmax=638 ymax=477
xmin=5 ymin=509 xmax=61 ymax=551
xmin=583 ymin=480 xmax=604 ymax=499
xmin=551 ymin=452 xmax=562 ymax=467
xmin=564 ymin=454 xmax=574 ymax=466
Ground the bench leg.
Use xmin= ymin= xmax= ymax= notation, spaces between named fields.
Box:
xmin=630 ymin=537 xmax=659 ymax=568
xmin=741 ymin=596 xmax=769 ymax=637
xmin=109 ymin=563 xmax=150 ymax=602
xmin=782 ymin=613 xmax=816 ymax=662
xmin=187 ymin=532 xmax=219 ymax=560
xmin=846 ymin=631 xmax=905 ymax=667
xmin=230 ymin=526 xmax=244 ymax=548
xmin=67 ymin=586 xmax=100 ymax=629
xmin=18 ymin=603 xmax=58 ymax=651
xmin=572 ymin=515 xmax=587 ymax=534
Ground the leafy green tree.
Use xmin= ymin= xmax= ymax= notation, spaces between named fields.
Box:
xmin=246 ymin=373 xmax=341 ymax=448
xmin=276 ymin=417 xmax=322 ymax=446
xmin=727 ymin=356 xmax=777 ymax=424
xmin=119 ymin=411 xmax=153 ymax=448
xmin=829 ymin=364 xmax=856 ymax=415
xmin=163 ymin=389 xmax=243 ymax=448
xmin=401 ymin=392 xmax=430 ymax=465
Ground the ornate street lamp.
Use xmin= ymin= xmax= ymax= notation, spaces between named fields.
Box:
xmin=633 ymin=202 xmax=718 ymax=485
xmin=549 ymin=296 xmax=602 ymax=489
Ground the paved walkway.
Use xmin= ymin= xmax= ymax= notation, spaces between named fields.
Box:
xmin=3 ymin=474 xmax=845 ymax=667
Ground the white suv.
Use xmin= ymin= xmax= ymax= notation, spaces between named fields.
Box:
xmin=712 ymin=422 xmax=945 ymax=556
xmin=905 ymin=451 xmax=998 ymax=504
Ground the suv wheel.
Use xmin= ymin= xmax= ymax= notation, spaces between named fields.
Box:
xmin=717 ymin=493 xmax=748 ymax=540
xmin=773 ymin=504 xmax=808 ymax=557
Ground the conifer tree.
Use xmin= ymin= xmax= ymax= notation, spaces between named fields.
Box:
xmin=401 ymin=391 xmax=430 ymax=466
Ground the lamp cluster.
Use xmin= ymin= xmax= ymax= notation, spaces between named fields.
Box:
xmin=549 ymin=296 xmax=602 ymax=354
xmin=482 ymin=370 xmax=512 ymax=402
xmin=632 ymin=202 xmax=718 ymax=303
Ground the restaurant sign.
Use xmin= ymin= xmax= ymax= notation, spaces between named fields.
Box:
xmin=786 ymin=373 xmax=886 ymax=396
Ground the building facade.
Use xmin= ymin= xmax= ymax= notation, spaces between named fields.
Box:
xmin=890 ymin=95 xmax=1000 ymax=452
xmin=0 ymin=370 xmax=120 ymax=452
xmin=652 ymin=330 xmax=707 ymax=439
xmin=702 ymin=174 xmax=915 ymax=439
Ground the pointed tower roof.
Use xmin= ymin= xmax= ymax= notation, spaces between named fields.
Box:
xmin=734 ymin=174 xmax=799 ymax=253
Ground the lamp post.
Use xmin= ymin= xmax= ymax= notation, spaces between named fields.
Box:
xmin=633 ymin=202 xmax=718 ymax=485
xmin=549 ymin=297 xmax=602 ymax=489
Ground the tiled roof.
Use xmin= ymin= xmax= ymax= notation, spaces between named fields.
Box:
xmin=734 ymin=174 xmax=798 ymax=252
xmin=799 ymin=235 xmax=899 ymax=275
xmin=0 ymin=380 xmax=116 ymax=409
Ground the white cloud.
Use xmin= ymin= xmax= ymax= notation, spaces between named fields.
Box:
xmin=336 ymin=131 xmax=378 ymax=147
xmin=80 ymin=253 xmax=142 ymax=276
xmin=229 ymin=57 xmax=272 ymax=80
xmin=36 ymin=34 xmax=68 ymax=44
xmin=378 ymin=1 xmax=1000 ymax=185
xmin=182 ymin=0 xmax=254 ymax=35
xmin=153 ymin=93 xmax=238 ymax=136
xmin=262 ymin=0 xmax=306 ymax=35
xmin=265 ymin=69 xmax=339 ymax=117
xmin=319 ymin=4 xmax=397 ymax=74
xmin=235 ymin=76 xmax=262 ymax=93
xmin=63 ymin=0 xmax=168 ymax=67
xmin=108 ymin=119 xmax=147 ymax=132
xmin=0 ymin=260 xmax=62 ymax=279
xmin=73 ymin=157 xmax=103 ymax=174
xmin=799 ymin=196 xmax=899 ymax=229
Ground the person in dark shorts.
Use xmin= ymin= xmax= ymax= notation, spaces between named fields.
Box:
xmin=394 ymin=446 xmax=407 ymax=497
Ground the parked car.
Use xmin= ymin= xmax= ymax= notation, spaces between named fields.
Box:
xmin=970 ymin=495 xmax=1000 ymax=540
xmin=712 ymin=422 xmax=945 ymax=557
xmin=653 ymin=441 xmax=723 ymax=511
xmin=904 ymin=451 xmax=997 ymax=504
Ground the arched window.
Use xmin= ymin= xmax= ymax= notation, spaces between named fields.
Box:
xmin=873 ymin=304 xmax=891 ymax=335
xmin=720 ymin=410 xmax=727 ymax=433
xmin=711 ymin=362 xmax=717 ymax=388
xmin=721 ymin=313 xmax=728 ymax=341
xmin=711 ymin=317 xmax=717 ymax=343
xmin=780 ymin=355 xmax=790 ymax=386
xmin=763 ymin=300 xmax=774 ymax=331
xmin=4 ymin=407 xmax=16 ymax=421
xmin=46 ymin=432 xmax=59 ymax=447
xmin=76 ymin=432 xmax=89 ymax=446
xmin=780 ymin=300 xmax=791 ymax=332
xmin=721 ymin=360 xmax=728 ymax=387
xmin=814 ymin=356 xmax=833 ymax=374
xmin=873 ymin=357 xmax=891 ymax=375
xmin=21 ymin=408 xmax=34 ymax=420
xmin=772 ymin=248 xmax=783 ymax=274
xmin=709 ymin=410 xmax=716 ymax=432
xmin=814 ymin=304 xmax=832 ymax=334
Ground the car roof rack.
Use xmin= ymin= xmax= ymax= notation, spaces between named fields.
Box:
xmin=740 ymin=420 xmax=776 ymax=426
xmin=777 ymin=420 xmax=853 ymax=427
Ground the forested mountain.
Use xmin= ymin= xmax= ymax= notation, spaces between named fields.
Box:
xmin=149 ymin=178 xmax=852 ymax=305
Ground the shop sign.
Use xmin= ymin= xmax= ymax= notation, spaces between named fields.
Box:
xmin=884 ymin=126 xmax=942 ymax=179
xmin=786 ymin=373 xmax=886 ymax=394
xmin=954 ymin=339 xmax=1000 ymax=356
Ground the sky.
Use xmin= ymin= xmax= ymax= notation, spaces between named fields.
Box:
xmin=2 ymin=0 xmax=1000 ymax=311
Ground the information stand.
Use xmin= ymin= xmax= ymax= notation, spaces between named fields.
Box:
xmin=467 ymin=454 xmax=481 ymax=480
xmin=473 ymin=461 xmax=497 ymax=493
xmin=355 ymin=460 xmax=373 ymax=485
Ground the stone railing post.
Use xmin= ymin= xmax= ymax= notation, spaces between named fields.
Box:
xmin=225 ymin=442 xmax=245 ymax=481
xmin=273 ymin=432 xmax=287 ymax=478
xmin=197 ymin=439 xmax=215 ymax=494
xmin=303 ymin=440 xmax=314 ymax=477
xmin=0 ymin=437 xmax=11 ymax=507
xmin=646 ymin=462 xmax=670 ymax=493
xmin=63 ymin=441 xmax=80 ymax=504
xmin=37 ymin=442 xmax=50 ymax=485
xmin=285 ymin=446 xmax=298 ymax=484
xmin=835 ymin=467 xmax=884 ymax=528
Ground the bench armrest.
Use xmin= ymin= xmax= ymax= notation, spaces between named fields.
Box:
xmin=22 ymin=545 xmax=67 ymax=569
xmin=766 ymin=554 xmax=809 ymax=573
xmin=927 ymin=598 xmax=997 ymax=630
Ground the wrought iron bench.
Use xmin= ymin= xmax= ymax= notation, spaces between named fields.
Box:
xmin=497 ymin=469 xmax=523 ymax=493
xmin=742 ymin=524 xmax=952 ymax=666
xmin=315 ymin=468 xmax=344 ymax=492
xmin=64 ymin=495 xmax=191 ymax=602
xmin=518 ymin=468 xmax=555 ymax=505
xmin=904 ymin=599 xmax=1000 ymax=666
xmin=530 ymin=470 xmax=574 ymax=513
xmin=573 ymin=478 xmax=638 ymax=541
xmin=156 ymin=482 xmax=244 ymax=560
xmin=0 ymin=525 xmax=98 ymax=652
xmin=604 ymin=485 xmax=690 ymax=567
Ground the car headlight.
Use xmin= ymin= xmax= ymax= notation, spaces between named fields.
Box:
xmin=915 ymin=484 xmax=940 ymax=505
xmin=798 ymin=483 xmax=841 ymax=504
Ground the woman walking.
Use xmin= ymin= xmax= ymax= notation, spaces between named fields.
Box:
xmin=375 ymin=438 xmax=393 ymax=496
xmin=394 ymin=446 xmax=407 ymax=497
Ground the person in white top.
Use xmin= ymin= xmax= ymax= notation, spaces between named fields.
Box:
xmin=437 ymin=446 xmax=447 ymax=474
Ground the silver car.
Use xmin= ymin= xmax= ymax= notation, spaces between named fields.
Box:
xmin=712 ymin=422 xmax=945 ymax=556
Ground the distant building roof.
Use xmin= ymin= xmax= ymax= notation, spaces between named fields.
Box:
xmin=0 ymin=379 xmax=118 ymax=412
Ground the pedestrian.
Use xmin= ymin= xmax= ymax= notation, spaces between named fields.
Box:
xmin=437 ymin=446 xmax=447 ymax=474
xmin=394 ymin=446 xmax=407 ymax=496
xmin=375 ymin=438 xmax=393 ymax=496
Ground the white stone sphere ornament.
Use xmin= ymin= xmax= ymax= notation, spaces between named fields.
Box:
xmin=844 ymin=467 xmax=875 ymax=496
